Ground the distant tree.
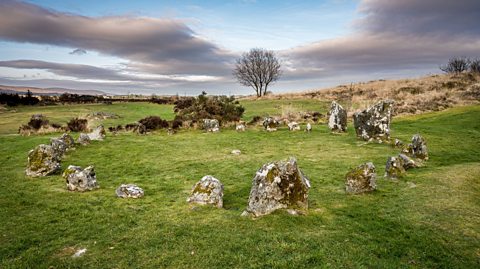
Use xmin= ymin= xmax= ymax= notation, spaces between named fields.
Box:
xmin=233 ymin=48 xmax=282 ymax=97
xmin=440 ymin=57 xmax=470 ymax=74
xmin=470 ymin=58 xmax=480 ymax=73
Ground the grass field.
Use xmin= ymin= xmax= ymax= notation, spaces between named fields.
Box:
xmin=0 ymin=101 xmax=479 ymax=268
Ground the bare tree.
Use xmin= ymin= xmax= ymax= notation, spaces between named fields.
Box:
xmin=233 ymin=48 xmax=281 ymax=97
xmin=440 ymin=57 xmax=470 ymax=74
xmin=470 ymin=58 xmax=480 ymax=73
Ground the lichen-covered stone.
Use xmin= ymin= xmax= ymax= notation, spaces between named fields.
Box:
xmin=328 ymin=101 xmax=347 ymax=132
xmin=243 ymin=157 xmax=310 ymax=217
xmin=398 ymin=153 xmax=417 ymax=170
xmin=345 ymin=162 xmax=377 ymax=194
xmin=287 ymin=122 xmax=301 ymax=131
xmin=384 ymin=156 xmax=406 ymax=179
xmin=263 ymin=117 xmax=279 ymax=132
xmin=116 ymin=184 xmax=144 ymax=198
xmin=187 ymin=175 xmax=224 ymax=208
xmin=86 ymin=111 xmax=119 ymax=120
xmin=353 ymin=100 xmax=394 ymax=141
xmin=50 ymin=133 xmax=75 ymax=159
xmin=77 ymin=133 xmax=91 ymax=145
xmin=64 ymin=165 xmax=99 ymax=192
xmin=25 ymin=144 xmax=61 ymax=177
xmin=305 ymin=123 xmax=312 ymax=132
xmin=87 ymin=125 xmax=106 ymax=141
xmin=203 ymin=119 xmax=220 ymax=132
xmin=403 ymin=134 xmax=428 ymax=161
xmin=236 ymin=123 xmax=246 ymax=132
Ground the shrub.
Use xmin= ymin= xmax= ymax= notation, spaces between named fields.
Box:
xmin=470 ymin=59 xmax=480 ymax=74
xmin=440 ymin=57 xmax=470 ymax=74
xmin=27 ymin=114 xmax=49 ymax=130
xmin=170 ymin=118 xmax=183 ymax=129
xmin=67 ymin=118 xmax=88 ymax=132
xmin=248 ymin=116 xmax=262 ymax=125
xmin=138 ymin=116 xmax=169 ymax=131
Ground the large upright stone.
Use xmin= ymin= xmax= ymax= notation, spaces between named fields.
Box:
xmin=353 ymin=100 xmax=394 ymax=141
xmin=403 ymin=134 xmax=428 ymax=161
xmin=63 ymin=165 xmax=99 ymax=192
xmin=243 ymin=157 xmax=311 ymax=217
xmin=345 ymin=162 xmax=377 ymax=194
xmin=328 ymin=101 xmax=347 ymax=132
xmin=25 ymin=144 xmax=61 ymax=177
xmin=87 ymin=125 xmax=106 ymax=141
xmin=203 ymin=119 xmax=220 ymax=132
xmin=187 ymin=175 xmax=224 ymax=208
xmin=50 ymin=133 xmax=75 ymax=159
xmin=263 ymin=117 xmax=279 ymax=132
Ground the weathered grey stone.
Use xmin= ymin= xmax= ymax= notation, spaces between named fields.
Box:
xmin=87 ymin=125 xmax=106 ymax=141
xmin=243 ymin=157 xmax=311 ymax=217
xmin=77 ymin=133 xmax=91 ymax=145
xmin=50 ymin=133 xmax=75 ymax=159
xmin=263 ymin=117 xmax=279 ymax=132
xmin=384 ymin=156 xmax=406 ymax=179
xmin=305 ymin=123 xmax=312 ymax=132
xmin=231 ymin=149 xmax=241 ymax=155
xmin=236 ymin=123 xmax=246 ymax=131
xmin=86 ymin=111 xmax=119 ymax=120
xmin=398 ymin=153 xmax=417 ymax=170
xmin=25 ymin=144 xmax=61 ymax=177
xmin=203 ymin=119 xmax=220 ymax=132
xmin=353 ymin=100 xmax=394 ymax=141
xmin=116 ymin=184 xmax=144 ymax=198
xmin=187 ymin=175 xmax=224 ymax=208
xmin=328 ymin=101 xmax=347 ymax=132
xmin=403 ymin=134 xmax=428 ymax=161
xmin=64 ymin=165 xmax=99 ymax=192
xmin=345 ymin=162 xmax=377 ymax=194
xmin=287 ymin=122 xmax=301 ymax=131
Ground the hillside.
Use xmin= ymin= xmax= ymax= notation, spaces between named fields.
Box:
xmin=256 ymin=73 xmax=480 ymax=116
xmin=0 ymin=85 xmax=106 ymax=96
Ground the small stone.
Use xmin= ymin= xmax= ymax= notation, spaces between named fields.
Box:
xmin=77 ymin=133 xmax=91 ymax=145
xmin=231 ymin=149 xmax=241 ymax=155
xmin=397 ymin=154 xmax=417 ymax=170
xmin=287 ymin=122 xmax=301 ymax=131
xmin=345 ymin=162 xmax=377 ymax=194
xmin=25 ymin=144 xmax=61 ymax=177
xmin=407 ymin=182 xmax=417 ymax=188
xmin=353 ymin=100 xmax=394 ymax=141
xmin=236 ymin=123 xmax=246 ymax=132
xmin=203 ymin=119 xmax=220 ymax=132
xmin=262 ymin=117 xmax=279 ymax=132
xmin=87 ymin=125 xmax=106 ymax=141
xmin=64 ymin=165 xmax=99 ymax=192
xmin=305 ymin=123 xmax=312 ymax=132
xmin=328 ymin=101 xmax=347 ymax=132
xmin=244 ymin=157 xmax=310 ymax=217
xmin=384 ymin=156 xmax=406 ymax=179
xmin=72 ymin=248 xmax=86 ymax=258
xmin=187 ymin=175 xmax=224 ymax=208
xmin=116 ymin=184 xmax=144 ymax=198
xmin=403 ymin=134 xmax=428 ymax=161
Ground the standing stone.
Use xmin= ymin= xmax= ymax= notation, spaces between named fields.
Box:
xmin=116 ymin=184 xmax=144 ymax=198
xmin=243 ymin=157 xmax=311 ymax=217
xmin=50 ymin=133 xmax=75 ymax=159
xmin=345 ymin=162 xmax=377 ymax=194
xmin=87 ymin=125 xmax=106 ymax=141
xmin=353 ymin=100 xmax=394 ymax=141
xmin=287 ymin=122 xmax=301 ymax=131
xmin=187 ymin=175 xmax=224 ymax=208
xmin=64 ymin=165 xmax=99 ymax=192
xmin=25 ymin=144 xmax=61 ymax=177
xmin=305 ymin=123 xmax=312 ymax=132
xmin=328 ymin=101 xmax=347 ymax=132
xmin=403 ymin=134 xmax=428 ymax=161
xmin=397 ymin=153 xmax=417 ymax=170
xmin=77 ymin=133 xmax=91 ymax=145
xmin=263 ymin=117 xmax=279 ymax=132
xmin=203 ymin=119 xmax=220 ymax=132
xmin=384 ymin=156 xmax=406 ymax=179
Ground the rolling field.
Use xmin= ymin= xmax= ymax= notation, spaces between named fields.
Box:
xmin=0 ymin=101 xmax=479 ymax=268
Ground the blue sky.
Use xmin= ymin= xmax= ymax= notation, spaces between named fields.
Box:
xmin=0 ymin=0 xmax=479 ymax=95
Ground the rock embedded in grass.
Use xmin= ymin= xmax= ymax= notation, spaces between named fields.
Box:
xmin=243 ymin=157 xmax=311 ymax=217
xmin=345 ymin=162 xmax=377 ymax=194
xmin=384 ymin=156 xmax=406 ymax=179
xmin=116 ymin=184 xmax=144 ymax=198
xmin=287 ymin=121 xmax=301 ymax=131
xmin=87 ymin=125 xmax=106 ymax=141
xmin=64 ymin=165 xmax=99 ymax=192
xmin=203 ymin=119 xmax=220 ymax=132
xmin=236 ymin=122 xmax=246 ymax=131
xmin=25 ymin=144 xmax=61 ymax=177
xmin=305 ymin=123 xmax=312 ymax=132
xmin=187 ymin=175 xmax=224 ymax=208
xmin=231 ymin=149 xmax=241 ymax=155
xmin=50 ymin=133 xmax=75 ymax=159
xmin=328 ymin=101 xmax=347 ymax=132
xmin=353 ymin=100 xmax=394 ymax=141
xmin=403 ymin=134 xmax=428 ymax=161
xmin=77 ymin=133 xmax=91 ymax=145
xmin=263 ymin=117 xmax=279 ymax=132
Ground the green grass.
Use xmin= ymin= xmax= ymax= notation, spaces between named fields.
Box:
xmin=0 ymin=102 xmax=479 ymax=268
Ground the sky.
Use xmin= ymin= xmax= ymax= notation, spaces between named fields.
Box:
xmin=0 ymin=0 xmax=479 ymax=95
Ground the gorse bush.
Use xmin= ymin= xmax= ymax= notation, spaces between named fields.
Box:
xmin=27 ymin=114 xmax=49 ymax=130
xmin=173 ymin=92 xmax=245 ymax=124
xmin=138 ymin=116 xmax=169 ymax=131
xmin=67 ymin=118 xmax=88 ymax=132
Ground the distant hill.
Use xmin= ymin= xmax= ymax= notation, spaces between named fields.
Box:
xmin=0 ymin=85 xmax=106 ymax=96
